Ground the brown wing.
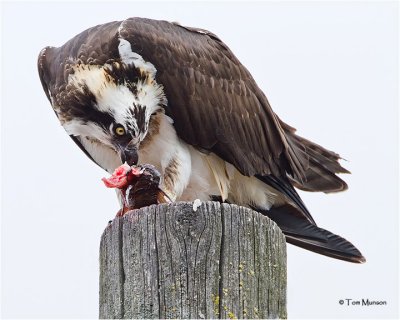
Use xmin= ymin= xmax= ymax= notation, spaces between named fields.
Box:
xmin=279 ymin=120 xmax=349 ymax=193
xmin=38 ymin=17 xmax=348 ymax=193
xmin=119 ymin=18 xmax=308 ymax=181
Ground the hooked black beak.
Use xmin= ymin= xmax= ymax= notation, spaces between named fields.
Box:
xmin=119 ymin=144 xmax=138 ymax=166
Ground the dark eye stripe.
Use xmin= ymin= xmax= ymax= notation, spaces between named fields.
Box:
xmin=63 ymin=84 xmax=115 ymax=130
xmin=88 ymin=109 xmax=114 ymax=130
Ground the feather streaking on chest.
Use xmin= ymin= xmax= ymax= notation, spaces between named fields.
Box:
xmin=37 ymin=17 xmax=365 ymax=263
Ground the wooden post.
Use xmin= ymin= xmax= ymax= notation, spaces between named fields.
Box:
xmin=99 ymin=202 xmax=287 ymax=319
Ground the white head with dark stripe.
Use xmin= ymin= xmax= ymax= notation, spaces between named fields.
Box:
xmin=48 ymin=50 xmax=166 ymax=166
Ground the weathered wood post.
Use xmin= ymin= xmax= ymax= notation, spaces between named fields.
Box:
xmin=99 ymin=202 xmax=287 ymax=319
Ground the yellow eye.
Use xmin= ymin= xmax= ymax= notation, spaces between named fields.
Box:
xmin=114 ymin=126 xmax=126 ymax=136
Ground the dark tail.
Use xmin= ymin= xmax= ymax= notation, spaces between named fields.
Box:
xmin=256 ymin=204 xmax=365 ymax=263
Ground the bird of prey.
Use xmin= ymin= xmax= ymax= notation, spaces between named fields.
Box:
xmin=38 ymin=17 xmax=365 ymax=263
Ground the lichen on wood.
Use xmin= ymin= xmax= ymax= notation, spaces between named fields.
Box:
xmin=99 ymin=202 xmax=287 ymax=319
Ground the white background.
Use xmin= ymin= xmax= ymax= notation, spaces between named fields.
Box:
xmin=1 ymin=1 xmax=398 ymax=319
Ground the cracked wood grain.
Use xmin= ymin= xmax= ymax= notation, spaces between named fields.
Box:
xmin=99 ymin=202 xmax=287 ymax=319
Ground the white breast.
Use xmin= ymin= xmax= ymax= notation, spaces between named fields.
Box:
xmin=138 ymin=113 xmax=280 ymax=208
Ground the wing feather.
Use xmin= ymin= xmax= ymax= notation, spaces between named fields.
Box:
xmin=38 ymin=17 xmax=349 ymax=221
xmin=119 ymin=18 xmax=300 ymax=179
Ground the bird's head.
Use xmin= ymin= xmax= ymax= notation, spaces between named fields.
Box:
xmin=39 ymin=45 xmax=167 ymax=167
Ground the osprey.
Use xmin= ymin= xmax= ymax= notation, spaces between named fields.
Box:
xmin=38 ymin=17 xmax=364 ymax=263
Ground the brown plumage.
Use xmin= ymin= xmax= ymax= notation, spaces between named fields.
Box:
xmin=38 ymin=17 xmax=364 ymax=263
xmin=38 ymin=18 xmax=348 ymax=191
